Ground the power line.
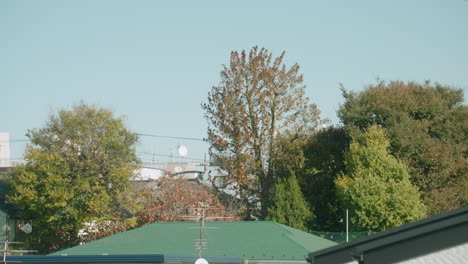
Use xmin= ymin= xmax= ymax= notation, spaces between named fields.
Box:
xmin=1 ymin=134 xmax=209 ymax=162
xmin=0 ymin=158 xmax=24 ymax=161
xmin=1 ymin=134 xmax=206 ymax=143
xmin=136 ymin=133 xmax=205 ymax=141
xmin=0 ymin=139 xmax=30 ymax=143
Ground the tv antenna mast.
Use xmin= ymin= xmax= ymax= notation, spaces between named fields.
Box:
xmin=183 ymin=203 xmax=232 ymax=262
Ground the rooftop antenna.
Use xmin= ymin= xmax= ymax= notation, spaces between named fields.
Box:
xmin=0 ymin=241 xmax=37 ymax=263
xmin=182 ymin=203 xmax=232 ymax=263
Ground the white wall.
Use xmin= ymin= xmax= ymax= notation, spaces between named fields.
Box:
xmin=131 ymin=167 xmax=164 ymax=181
xmin=0 ymin=132 xmax=10 ymax=168
xmin=397 ymin=242 xmax=468 ymax=264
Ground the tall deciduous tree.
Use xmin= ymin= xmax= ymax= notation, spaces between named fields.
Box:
xmin=266 ymin=172 xmax=312 ymax=231
xmin=202 ymin=46 xmax=322 ymax=218
xmin=338 ymin=81 xmax=467 ymax=215
xmin=336 ymin=126 xmax=426 ymax=232
xmin=6 ymin=103 xmax=139 ymax=253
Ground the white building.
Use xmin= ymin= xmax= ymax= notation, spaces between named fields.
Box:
xmin=131 ymin=167 xmax=165 ymax=181
xmin=0 ymin=132 xmax=11 ymax=169
xmin=131 ymin=163 xmax=201 ymax=181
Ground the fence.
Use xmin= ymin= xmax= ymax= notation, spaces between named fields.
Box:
xmin=309 ymin=230 xmax=374 ymax=243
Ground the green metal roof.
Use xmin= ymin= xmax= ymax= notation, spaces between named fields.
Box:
xmin=52 ymin=221 xmax=337 ymax=260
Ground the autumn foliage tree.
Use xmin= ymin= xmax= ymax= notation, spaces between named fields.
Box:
xmin=202 ymin=46 xmax=323 ymax=218
xmin=136 ymin=178 xmax=234 ymax=225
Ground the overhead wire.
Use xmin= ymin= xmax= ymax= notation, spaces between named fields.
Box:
xmin=0 ymin=134 xmax=208 ymax=162
xmin=135 ymin=133 xmax=205 ymax=141
xmin=0 ymin=139 xmax=30 ymax=143
xmin=2 ymin=134 xmax=206 ymax=143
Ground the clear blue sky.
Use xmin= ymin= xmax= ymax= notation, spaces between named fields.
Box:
xmin=1 ymin=0 xmax=467 ymax=163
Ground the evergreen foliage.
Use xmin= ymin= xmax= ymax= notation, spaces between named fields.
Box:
xmin=299 ymin=126 xmax=349 ymax=231
xmin=266 ymin=173 xmax=312 ymax=231
xmin=275 ymin=127 xmax=349 ymax=232
xmin=336 ymin=126 xmax=426 ymax=231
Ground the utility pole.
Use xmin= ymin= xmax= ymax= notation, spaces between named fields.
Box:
xmin=346 ymin=209 xmax=349 ymax=243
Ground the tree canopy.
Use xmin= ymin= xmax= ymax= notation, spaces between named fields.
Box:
xmin=338 ymin=81 xmax=467 ymax=215
xmin=202 ymin=46 xmax=323 ymax=218
xmin=336 ymin=126 xmax=426 ymax=231
xmin=298 ymin=126 xmax=349 ymax=231
xmin=266 ymin=172 xmax=312 ymax=231
xmin=6 ymin=103 xmax=139 ymax=253
xmin=135 ymin=178 xmax=234 ymax=225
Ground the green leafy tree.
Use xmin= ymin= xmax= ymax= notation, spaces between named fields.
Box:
xmin=272 ymin=126 xmax=350 ymax=232
xmin=298 ymin=126 xmax=350 ymax=231
xmin=336 ymin=126 xmax=426 ymax=231
xmin=272 ymin=128 xmax=346 ymax=231
xmin=338 ymin=81 xmax=467 ymax=215
xmin=202 ymin=46 xmax=323 ymax=218
xmin=6 ymin=103 xmax=139 ymax=253
xmin=266 ymin=172 xmax=312 ymax=231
